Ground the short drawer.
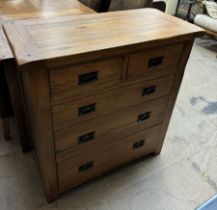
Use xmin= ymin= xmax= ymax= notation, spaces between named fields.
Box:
xmin=52 ymin=75 xmax=174 ymax=131
xmin=127 ymin=43 xmax=184 ymax=82
xmin=50 ymin=57 xmax=124 ymax=104
xmin=57 ymin=125 xmax=161 ymax=192
xmin=54 ymin=96 xmax=169 ymax=152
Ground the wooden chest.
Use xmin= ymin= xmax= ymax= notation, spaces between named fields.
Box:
xmin=3 ymin=9 xmax=203 ymax=202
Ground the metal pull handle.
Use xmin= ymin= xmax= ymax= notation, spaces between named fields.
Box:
xmin=133 ymin=140 xmax=145 ymax=149
xmin=148 ymin=56 xmax=164 ymax=68
xmin=78 ymin=131 xmax=95 ymax=144
xmin=137 ymin=112 xmax=151 ymax=122
xmin=79 ymin=103 xmax=96 ymax=116
xmin=142 ymin=86 xmax=157 ymax=96
xmin=79 ymin=71 xmax=98 ymax=85
xmin=79 ymin=161 xmax=94 ymax=172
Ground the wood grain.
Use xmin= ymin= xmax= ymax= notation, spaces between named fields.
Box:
xmin=0 ymin=0 xmax=94 ymax=20
xmin=154 ymin=40 xmax=195 ymax=154
xmin=3 ymin=9 xmax=204 ymax=66
xmin=5 ymin=7 xmax=203 ymax=202
xmin=54 ymin=96 xmax=169 ymax=152
xmin=21 ymin=63 xmax=58 ymax=202
xmin=50 ymin=57 xmax=124 ymax=104
xmin=52 ymin=75 xmax=174 ymax=131
xmin=58 ymin=125 xmax=161 ymax=192
xmin=127 ymin=43 xmax=183 ymax=81
xmin=0 ymin=0 xmax=94 ymax=61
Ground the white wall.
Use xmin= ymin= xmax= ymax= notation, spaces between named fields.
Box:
xmin=165 ymin=0 xmax=179 ymax=15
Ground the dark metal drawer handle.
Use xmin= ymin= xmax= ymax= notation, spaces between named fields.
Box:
xmin=79 ymin=71 xmax=98 ymax=85
xmin=79 ymin=161 xmax=94 ymax=172
xmin=148 ymin=56 xmax=164 ymax=68
xmin=142 ymin=86 xmax=157 ymax=96
xmin=137 ymin=112 xmax=151 ymax=122
xmin=133 ymin=140 xmax=145 ymax=149
xmin=79 ymin=103 xmax=96 ymax=116
xmin=78 ymin=131 xmax=95 ymax=144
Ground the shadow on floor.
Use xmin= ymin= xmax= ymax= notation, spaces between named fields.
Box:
xmin=190 ymin=96 xmax=217 ymax=115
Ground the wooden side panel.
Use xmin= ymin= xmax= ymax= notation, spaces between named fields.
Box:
xmin=21 ymin=62 xmax=58 ymax=202
xmin=4 ymin=59 xmax=31 ymax=152
xmin=154 ymin=39 xmax=194 ymax=154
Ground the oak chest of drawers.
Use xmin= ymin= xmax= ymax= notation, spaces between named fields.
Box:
xmin=3 ymin=9 xmax=203 ymax=202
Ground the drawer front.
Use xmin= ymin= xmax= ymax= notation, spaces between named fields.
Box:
xmin=54 ymin=96 xmax=169 ymax=152
xmin=58 ymin=125 xmax=161 ymax=191
xmin=50 ymin=57 xmax=124 ymax=104
xmin=127 ymin=44 xmax=184 ymax=81
xmin=52 ymin=75 xmax=174 ymax=131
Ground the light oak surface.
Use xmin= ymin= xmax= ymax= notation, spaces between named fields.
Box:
xmin=0 ymin=0 xmax=94 ymax=61
xmin=0 ymin=0 xmax=94 ymax=20
xmin=3 ymin=9 xmax=204 ymax=66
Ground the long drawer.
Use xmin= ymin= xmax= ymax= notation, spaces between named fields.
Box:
xmin=52 ymin=75 xmax=174 ymax=131
xmin=50 ymin=57 xmax=125 ymax=104
xmin=127 ymin=43 xmax=183 ymax=82
xmin=54 ymin=96 xmax=169 ymax=152
xmin=57 ymin=125 xmax=161 ymax=192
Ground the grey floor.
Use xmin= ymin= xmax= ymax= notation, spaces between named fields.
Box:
xmin=0 ymin=38 xmax=217 ymax=210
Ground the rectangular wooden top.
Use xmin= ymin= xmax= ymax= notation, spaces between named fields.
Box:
xmin=3 ymin=9 xmax=204 ymax=66
xmin=0 ymin=0 xmax=94 ymax=61
xmin=0 ymin=0 xmax=94 ymax=20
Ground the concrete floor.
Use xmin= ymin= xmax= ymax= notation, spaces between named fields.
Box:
xmin=0 ymin=38 xmax=217 ymax=210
